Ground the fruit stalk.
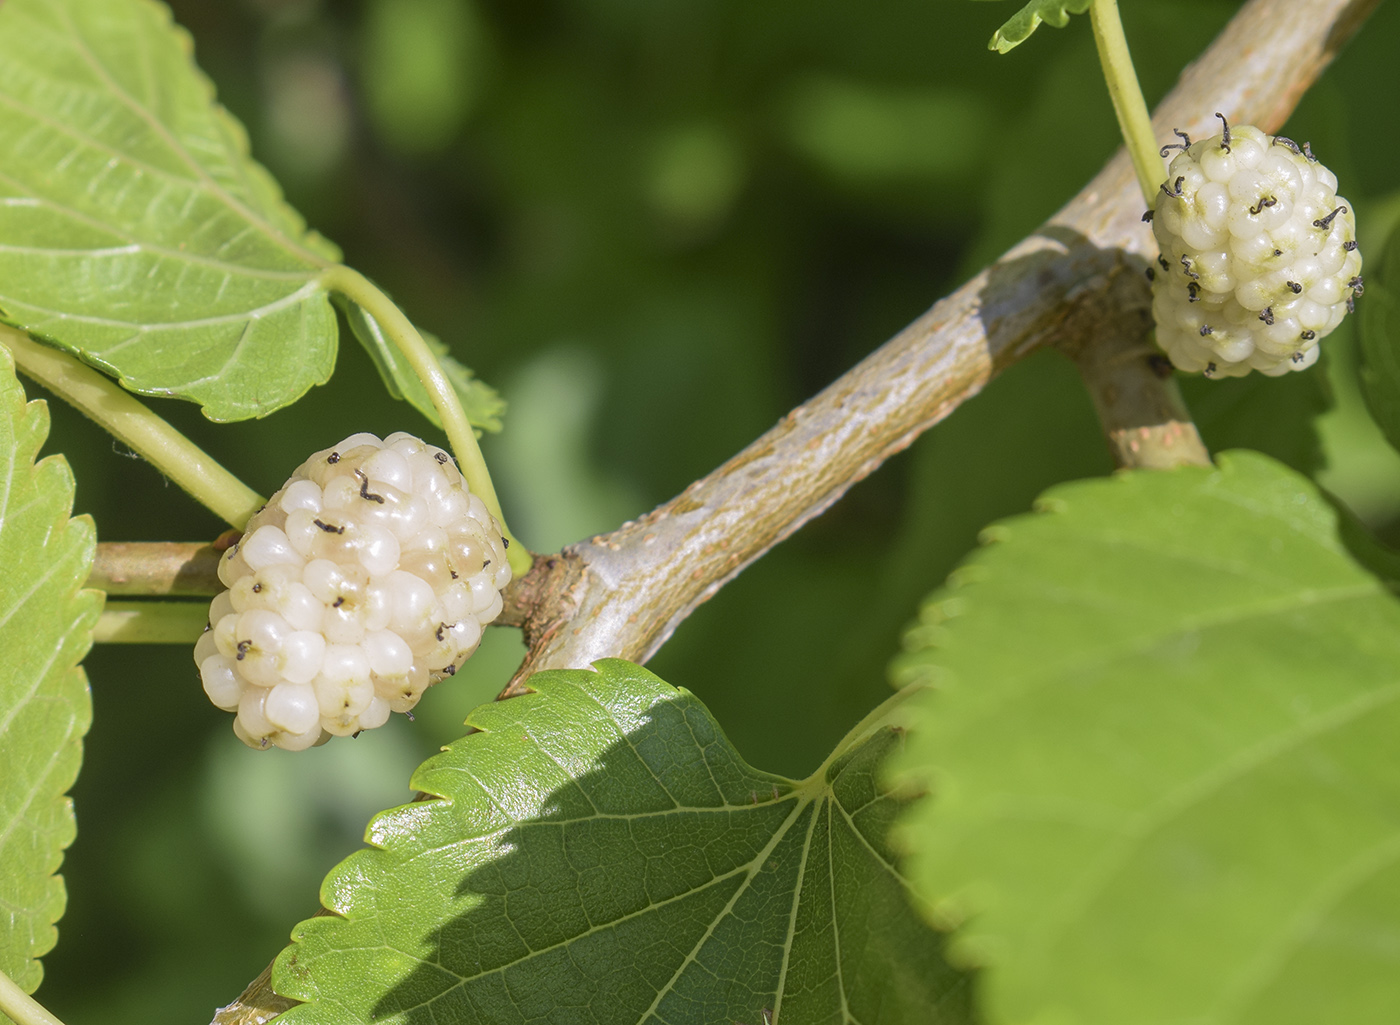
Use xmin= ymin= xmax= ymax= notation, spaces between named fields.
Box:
xmin=1089 ymin=0 xmax=1165 ymax=205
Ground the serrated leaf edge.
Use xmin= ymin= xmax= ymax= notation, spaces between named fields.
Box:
xmin=987 ymin=0 xmax=1094 ymax=53
xmin=270 ymin=660 xmax=937 ymax=1022
xmin=887 ymin=450 xmax=1400 ymax=1005
xmin=0 ymin=348 xmax=102 ymax=991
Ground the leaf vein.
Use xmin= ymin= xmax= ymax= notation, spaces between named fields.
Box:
xmin=50 ymin=2 xmax=332 ymax=267
xmin=771 ymin=793 xmax=822 ymax=1023
xmin=636 ymin=797 xmax=813 ymax=1022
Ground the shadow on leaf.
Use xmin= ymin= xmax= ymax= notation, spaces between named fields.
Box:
xmin=272 ymin=660 xmax=974 ymax=1024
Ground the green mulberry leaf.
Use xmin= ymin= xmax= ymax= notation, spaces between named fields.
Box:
xmin=975 ymin=0 xmax=1093 ymax=53
xmin=0 ymin=339 xmax=101 ymax=992
xmin=0 ymin=0 xmax=504 ymax=431
xmin=0 ymin=0 xmax=340 ymax=421
xmin=271 ymin=660 xmax=972 ymax=1024
xmin=891 ymin=451 xmax=1400 ymax=1025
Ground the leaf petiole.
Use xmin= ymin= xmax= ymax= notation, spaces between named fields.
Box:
xmin=93 ymin=600 xmax=209 ymax=644
xmin=1088 ymin=0 xmax=1165 ymax=206
xmin=318 ymin=265 xmax=531 ymax=577
xmin=0 ymin=969 xmax=69 ymax=1025
xmin=0 ymin=327 xmax=266 ymax=529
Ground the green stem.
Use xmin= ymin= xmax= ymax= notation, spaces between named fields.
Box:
xmin=318 ymin=265 xmax=531 ymax=577
xmin=93 ymin=600 xmax=208 ymax=644
xmin=1 ymin=327 xmax=265 ymax=529
xmin=0 ymin=969 xmax=69 ymax=1025
xmin=1089 ymin=0 xmax=1165 ymax=207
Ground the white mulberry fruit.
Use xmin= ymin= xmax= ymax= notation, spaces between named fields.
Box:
xmin=194 ymin=432 xmax=512 ymax=750
xmin=1149 ymin=115 xmax=1362 ymax=377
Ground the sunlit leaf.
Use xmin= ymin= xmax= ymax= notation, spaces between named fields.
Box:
xmin=0 ymin=341 xmax=101 ymax=992
xmin=271 ymin=661 xmax=972 ymax=1024
xmin=0 ymin=0 xmax=340 ymax=422
xmin=975 ymin=0 xmax=1093 ymax=53
xmin=891 ymin=451 xmax=1400 ymax=1025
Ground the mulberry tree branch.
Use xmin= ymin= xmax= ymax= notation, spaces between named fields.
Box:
xmin=498 ymin=0 xmax=1381 ymax=695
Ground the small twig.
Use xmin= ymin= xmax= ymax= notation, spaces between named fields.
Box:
xmin=1089 ymin=0 xmax=1167 ymax=204
xmin=1052 ymin=266 xmax=1210 ymax=469
xmin=87 ymin=533 xmax=555 ymax=625
xmin=89 ymin=541 xmax=226 ymax=597
xmin=210 ymin=963 xmax=298 ymax=1025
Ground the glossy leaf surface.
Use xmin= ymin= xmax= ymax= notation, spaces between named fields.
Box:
xmin=892 ymin=451 xmax=1400 ymax=1024
xmin=272 ymin=660 xmax=971 ymax=1024
xmin=0 ymin=345 xmax=100 ymax=991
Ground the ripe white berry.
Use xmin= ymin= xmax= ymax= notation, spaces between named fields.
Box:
xmin=195 ymin=432 xmax=512 ymax=750
xmin=1150 ymin=116 xmax=1362 ymax=377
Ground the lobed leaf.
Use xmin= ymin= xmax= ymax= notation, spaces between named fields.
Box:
xmin=975 ymin=0 xmax=1093 ymax=53
xmin=891 ymin=451 xmax=1400 ymax=1025
xmin=271 ymin=660 xmax=972 ymax=1024
xmin=1359 ymin=218 xmax=1400 ymax=456
xmin=0 ymin=345 xmax=101 ymax=992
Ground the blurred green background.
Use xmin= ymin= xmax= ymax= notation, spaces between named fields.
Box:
xmin=24 ymin=0 xmax=1400 ymax=1020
